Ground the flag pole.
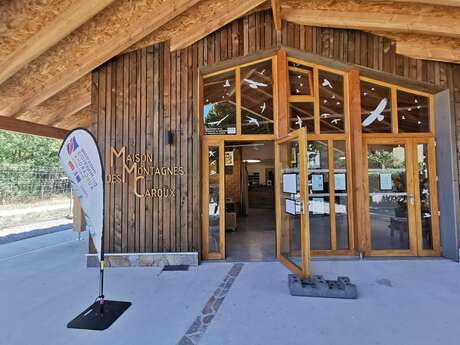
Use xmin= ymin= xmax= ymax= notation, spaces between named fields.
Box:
xmin=98 ymin=152 xmax=106 ymax=314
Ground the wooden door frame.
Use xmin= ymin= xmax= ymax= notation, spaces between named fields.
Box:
xmin=411 ymin=137 xmax=441 ymax=256
xmin=275 ymin=127 xmax=311 ymax=278
xmin=363 ymin=136 xmax=440 ymax=256
xmin=201 ymin=138 xmax=226 ymax=260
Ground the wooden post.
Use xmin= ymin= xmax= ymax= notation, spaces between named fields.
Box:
xmin=73 ymin=196 xmax=85 ymax=233
xmin=348 ymin=69 xmax=367 ymax=254
xmin=276 ymin=49 xmax=289 ymax=137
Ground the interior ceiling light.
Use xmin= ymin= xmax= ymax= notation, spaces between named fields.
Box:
xmin=243 ymin=159 xmax=262 ymax=163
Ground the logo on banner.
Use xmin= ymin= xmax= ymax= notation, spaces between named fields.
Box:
xmin=67 ymin=137 xmax=79 ymax=155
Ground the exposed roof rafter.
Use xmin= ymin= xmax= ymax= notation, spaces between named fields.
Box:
xmin=271 ymin=0 xmax=282 ymax=32
xmin=282 ymin=0 xmax=460 ymax=38
xmin=15 ymin=75 xmax=91 ymax=126
xmin=170 ymin=0 xmax=267 ymax=51
xmin=372 ymin=32 xmax=460 ymax=64
xmin=0 ymin=0 xmax=203 ymax=118
xmin=0 ymin=0 xmax=115 ymax=85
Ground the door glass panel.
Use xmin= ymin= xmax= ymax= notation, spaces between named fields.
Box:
xmin=279 ymin=140 xmax=303 ymax=268
xmin=289 ymin=102 xmax=314 ymax=132
xmin=288 ymin=61 xmax=313 ymax=96
xmin=307 ymin=141 xmax=331 ymax=250
xmin=361 ymin=81 xmax=392 ymax=133
xmin=368 ymin=144 xmax=409 ymax=250
xmin=333 ymin=141 xmax=349 ymax=249
xmin=203 ymin=71 xmax=237 ymax=135
xmin=208 ymin=146 xmax=221 ymax=253
xmin=417 ymin=143 xmax=434 ymax=250
xmin=398 ymin=91 xmax=430 ymax=133
xmin=319 ymin=70 xmax=344 ymax=133
xmin=241 ymin=60 xmax=274 ymax=134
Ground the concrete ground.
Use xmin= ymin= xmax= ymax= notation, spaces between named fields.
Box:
xmin=1 ymin=230 xmax=460 ymax=345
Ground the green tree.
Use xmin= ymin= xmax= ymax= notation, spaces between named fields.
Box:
xmin=0 ymin=131 xmax=62 ymax=168
xmin=0 ymin=131 xmax=65 ymax=203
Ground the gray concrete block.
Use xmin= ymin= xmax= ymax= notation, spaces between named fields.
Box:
xmin=86 ymin=252 xmax=199 ymax=267
xmin=288 ymin=274 xmax=358 ymax=299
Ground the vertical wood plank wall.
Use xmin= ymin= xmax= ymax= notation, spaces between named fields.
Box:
xmin=92 ymin=10 xmax=460 ymax=254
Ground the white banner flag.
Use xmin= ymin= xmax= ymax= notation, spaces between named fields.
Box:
xmin=59 ymin=129 xmax=104 ymax=260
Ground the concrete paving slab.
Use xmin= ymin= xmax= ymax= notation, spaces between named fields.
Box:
xmin=0 ymin=234 xmax=231 ymax=345
xmin=201 ymin=260 xmax=460 ymax=345
xmin=1 ymin=230 xmax=460 ymax=345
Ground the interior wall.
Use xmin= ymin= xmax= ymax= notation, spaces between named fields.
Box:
xmin=225 ymin=148 xmax=241 ymax=208
xmin=242 ymin=142 xmax=274 ymax=185
xmin=92 ymin=9 xmax=460 ymax=254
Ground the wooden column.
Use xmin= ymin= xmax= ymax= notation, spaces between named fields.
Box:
xmin=72 ymin=196 xmax=85 ymax=232
xmin=348 ymin=69 xmax=367 ymax=254
xmin=276 ymin=49 xmax=289 ymax=137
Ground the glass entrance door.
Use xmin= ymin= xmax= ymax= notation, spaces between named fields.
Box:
xmin=364 ymin=138 xmax=439 ymax=256
xmin=275 ymin=128 xmax=310 ymax=277
xmin=202 ymin=140 xmax=225 ymax=259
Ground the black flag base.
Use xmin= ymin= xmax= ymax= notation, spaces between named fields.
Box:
xmin=67 ymin=299 xmax=131 ymax=331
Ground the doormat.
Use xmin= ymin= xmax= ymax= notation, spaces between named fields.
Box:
xmin=288 ymin=274 xmax=358 ymax=299
xmin=162 ymin=265 xmax=189 ymax=271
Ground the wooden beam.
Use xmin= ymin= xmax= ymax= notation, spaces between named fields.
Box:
xmin=52 ymin=106 xmax=92 ymax=130
xmin=169 ymin=0 xmax=266 ymax=51
xmin=0 ymin=0 xmax=114 ymax=85
xmin=0 ymin=0 xmax=69 ymax=62
xmin=0 ymin=116 xmax=68 ymax=139
xmin=0 ymin=0 xmax=202 ymax=117
xmin=271 ymin=0 xmax=282 ymax=32
xmin=15 ymin=75 xmax=91 ymax=125
xmin=379 ymin=0 xmax=460 ymax=6
xmin=372 ymin=32 xmax=460 ymax=64
xmin=124 ymin=0 xmax=271 ymax=54
xmin=282 ymin=0 xmax=460 ymax=38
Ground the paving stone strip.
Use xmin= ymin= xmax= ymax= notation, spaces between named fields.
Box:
xmin=177 ymin=263 xmax=244 ymax=345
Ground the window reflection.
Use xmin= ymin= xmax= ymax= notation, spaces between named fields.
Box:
xmin=307 ymin=141 xmax=331 ymax=250
xmin=333 ymin=141 xmax=349 ymax=250
xmin=417 ymin=144 xmax=433 ymax=250
xmin=398 ymin=91 xmax=430 ymax=133
xmin=368 ymin=144 xmax=410 ymax=250
xmin=203 ymin=71 xmax=237 ymax=135
xmin=361 ymin=81 xmax=392 ymax=133
xmin=319 ymin=71 xmax=344 ymax=133
xmin=288 ymin=61 xmax=313 ymax=96
xmin=208 ymin=147 xmax=220 ymax=252
xmin=280 ymin=141 xmax=303 ymax=268
xmin=289 ymin=102 xmax=314 ymax=132
xmin=241 ymin=60 xmax=274 ymax=134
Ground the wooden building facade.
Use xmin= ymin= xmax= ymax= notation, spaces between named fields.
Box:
xmin=90 ymin=10 xmax=460 ymax=266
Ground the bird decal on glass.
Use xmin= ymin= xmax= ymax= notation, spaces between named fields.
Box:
xmin=322 ymin=79 xmax=333 ymax=88
xmin=362 ymin=98 xmax=388 ymax=127
xmin=247 ymin=116 xmax=260 ymax=127
xmin=331 ymin=119 xmax=341 ymax=125
xmin=244 ymin=78 xmax=268 ymax=89
xmin=207 ymin=114 xmax=229 ymax=127
xmin=209 ymin=150 xmax=216 ymax=157
xmin=295 ymin=115 xmax=303 ymax=128
xmin=260 ymin=102 xmax=266 ymax=113
xmin=223 ymin=79 xmax=231 ymax=87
